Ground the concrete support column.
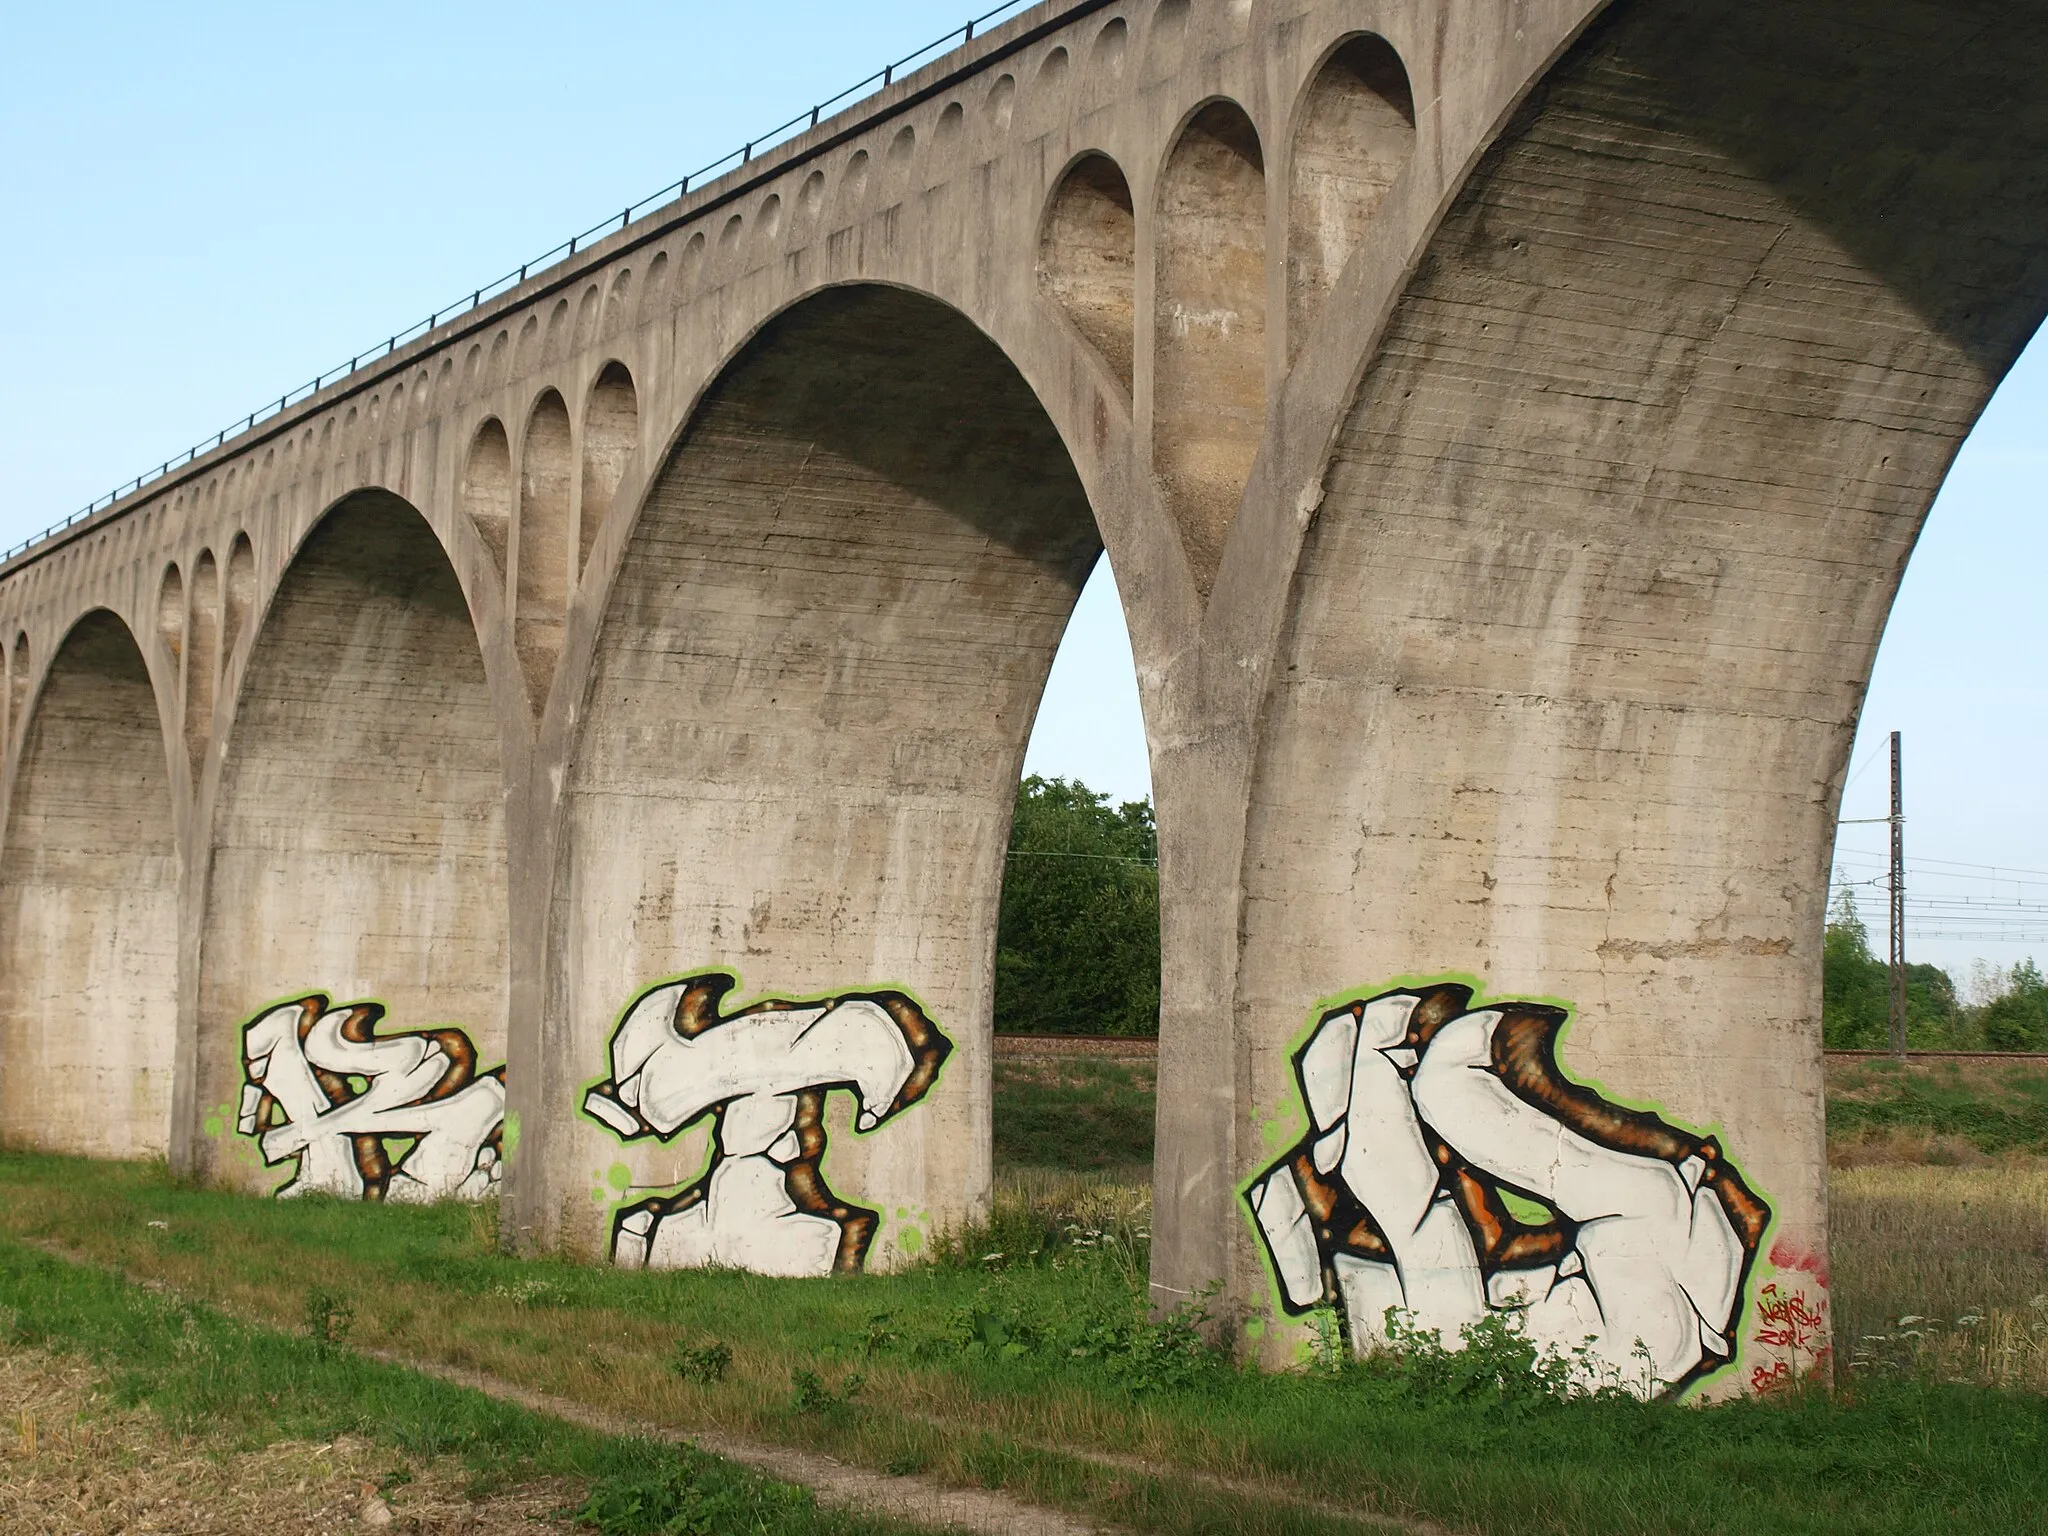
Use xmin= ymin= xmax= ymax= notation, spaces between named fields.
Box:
xmin=1176 ymin=0 xmax=2048 ymax=1397
xmin=524 ymin=287 xmax=1100 ymax=1272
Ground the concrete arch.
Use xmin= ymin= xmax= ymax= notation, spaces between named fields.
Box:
xmin=1039 ymin=152 xmax=1137 ymax=391
xmin=0 ymin=609 xmax=179 ymax=1159
xmin=579 ymin=362 xmax=638 ymax=581
xmin=462 ymin=417 xmax=513 ymax=575
xmin=183 ymin=548 xmax=220 ymax=769
xmin=545 ymin=283 xmax=1103 ymax=1266
xmin=1154 ymin=97 xmax=1266 ymax=599
xmin=1227 ymin=0 xmax=2048 ymax=1382
xmin=1285 ymin=33 xmax=1414 ymax=362
xmin=223 ymin=533 xmax=255 ymax=657
xmin=517 ymin=390 xmax=574 ymax=706
xmin=194 ymin=489 xmax=509 ymax=1193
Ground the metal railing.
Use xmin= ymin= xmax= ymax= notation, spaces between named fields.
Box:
xmin=5 ymin=0 xmax=1040 ymax=565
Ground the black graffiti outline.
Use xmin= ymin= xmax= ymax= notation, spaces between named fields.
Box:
xmin=1247 ymin=981 xmax=1772 ymax=1397
xmin=581 ymin=971 xmax=952 ymax=1273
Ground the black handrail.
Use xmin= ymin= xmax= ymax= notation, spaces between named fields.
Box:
xmin=5 ymin=0 xmax=1037 ymax=564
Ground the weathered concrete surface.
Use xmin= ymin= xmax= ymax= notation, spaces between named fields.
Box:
xmin=0 ymin=0 xmax=2042 ymax=1394
xmin=0 ymin=614 xmax=178 ymax=1159
xmin=192 ymin=492 xmax=509 ymax=1190
xmin=550 ymin=289 xmax=1097 ymax=1261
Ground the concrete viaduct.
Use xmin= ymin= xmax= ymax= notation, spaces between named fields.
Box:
xmin=3 ymin=0 xmax=2043 ymax=1395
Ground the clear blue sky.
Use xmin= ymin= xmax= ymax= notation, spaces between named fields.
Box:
xmin=3 ymin=3 xmax=2039 ymax=981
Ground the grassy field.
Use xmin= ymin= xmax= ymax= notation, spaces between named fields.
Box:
xmin=993 ymin=1053 xmax=1156 ymax=1178
xmin=0 ymin=1228 xmax=919 ymax=1536
xmin=0 ymin=1056 xmax=2042 ymax=1534
xmin=1825 ymin=1056 xmax=2048 ymax=1163
xmin=3 ymin=1152 xmax=2047 ymax=1536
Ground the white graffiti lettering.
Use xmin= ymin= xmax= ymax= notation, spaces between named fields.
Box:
xmin=1246 ymin=984 xmax=1770 ymax=1397
xmin=236 ymin=995 xmax=506 ymax=1203
xmin=583 ymin=972 xmax=950 ymax=1277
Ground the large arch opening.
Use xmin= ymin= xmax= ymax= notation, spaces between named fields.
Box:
xmin=1825 ymin=328 xmax=2048 ymax=1046
xmin=994 ymin=557 xmax=1160 ymax=1208
xmin=555 ymin=284 xmax=1101 ymax=1270
xmin=1225 ymin=0 xmax=2048 ymax=1391
xmin=196 ymin=491 xmax=509 ymax=1200
xmin=0 ymin=611 xmax=178 ymax=1159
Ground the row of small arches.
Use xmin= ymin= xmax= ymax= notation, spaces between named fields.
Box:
xmin=30 ymin=3 xmax=1297 ymax=563
xmin=156 ymin=535 xmax=256 ymax=770
xmin=461 ymin=361 xmax=641 ymax=708
xmin=7 ymin=6 xmax=1387 ymax=684
xmin=441 ymin=1 xmax=1245 ymax=401
xmin=1037 ymin=32 xmax=1416 ymax=592
xmin=0 ymin=632 xmax=28 ymax=768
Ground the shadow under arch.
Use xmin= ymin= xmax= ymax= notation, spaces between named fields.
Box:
xmin=0 ymin=609 xmax=178 ymax=1159
xmin=1220 ymin=0 xmax=2048 ymax=1379
xmin=549 ymin=283 xmax=1107 ymax=1268
xmin=194 ymin=489 xmax=510 ymax=1196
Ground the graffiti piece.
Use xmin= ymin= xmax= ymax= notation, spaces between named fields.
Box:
xmin=1245 ymin=983 xmax=1771 ymax=1398
xmin=582 ymin=972 xmax=951 ymax=1277
xmin=236 ymin=995 xmax=506 ymax=1203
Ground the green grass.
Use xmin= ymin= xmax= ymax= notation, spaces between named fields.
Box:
xmin=1826 ymin=1058 xmax=2048 ymax=1158
xmin=4 ymin=1152 xmax=2048 ymax=1536
xmin=0 ymin=1226 xmax=921 ymax=1536
xmin=993 ymin=1055 xmax=1155 ymax=1174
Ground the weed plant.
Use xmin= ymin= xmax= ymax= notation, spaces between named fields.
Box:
xmin=671 ymin=1339 xmax=733 ymax=1385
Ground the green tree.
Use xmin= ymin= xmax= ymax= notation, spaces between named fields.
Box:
xmin=1982 ymin=958 xmax=2048 ymax=1051
xmin=995 ymin=775 xmax=1159 ymax=1036
xmin=1822 ymin=889 xmax=1889 ymax=1048
xmin=1821 ymin=888 xmax=1963 ymax=1048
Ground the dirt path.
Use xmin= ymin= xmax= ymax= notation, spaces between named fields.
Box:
xmin=372 ymin=1349 xmax=1112 ymax=1536
xmin=21 ymin=1236 xmax=1444 ymax=1536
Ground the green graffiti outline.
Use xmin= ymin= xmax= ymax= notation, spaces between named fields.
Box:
xmin=1236 ymin=973 xmax=1778 ymax=1398
xmin=224 ymin=989 xmax=507 ymax=1200
xmin=575 ymin=966 xmax=954 ymax=1266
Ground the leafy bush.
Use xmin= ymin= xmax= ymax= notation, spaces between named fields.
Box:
xmin=670 ymin=1340 xmax=732 ymax=1385
xmin=1354 ymin=1309 xmax=1647 ymax=1409
xmin=573 ymin=1452 xmax=825 ymax=1536
xmin=1823 ymin=891 xmax=1965 ymax=1049
xmin=788 ymin=1367 xmax=864 ymax=1415
xmin=302 ymin=1286 xmax=354 ymax=1351
xmin=996 ymin=776 xmax=1158 ymax=1036
xmin=1983 ymin=960 xmax=2048 ymax=1050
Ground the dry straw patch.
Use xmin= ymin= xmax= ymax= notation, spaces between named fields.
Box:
xmin=1830 ymin=1162 xmax=2048 ymax=1391
xmin=0 ymin=1343 xmax=577 ymax=1535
